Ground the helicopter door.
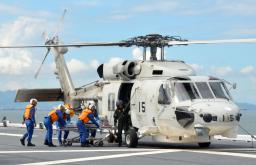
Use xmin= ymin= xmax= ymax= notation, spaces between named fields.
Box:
xmin=118 ymin=83 xmax=134 ymax=110
xmin=118 ymin=83 xmax=134 ymax=128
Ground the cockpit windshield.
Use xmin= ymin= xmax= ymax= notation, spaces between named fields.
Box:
xmin=174 ymin=82 xmax=200 ymax=101
xmin=173 ymin=80 xmax=231 ymax=102
xmin=209 ymin=82 xmax=230 ymax=100
xmin=195 ymin=82 xmax=214 ymax=99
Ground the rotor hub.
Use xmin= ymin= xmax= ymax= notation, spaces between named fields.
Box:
xmin=122 ymin=34 xmax=187 ymax=61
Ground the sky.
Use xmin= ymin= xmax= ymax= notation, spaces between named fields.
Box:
xmin=0 ymin=0 xmax=255 ymax=104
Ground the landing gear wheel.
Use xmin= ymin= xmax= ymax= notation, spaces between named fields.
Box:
xmin=198 ymin=142 xmax=211 ymax=148
xmin=125 ymin=129 xmax=138 ymax=148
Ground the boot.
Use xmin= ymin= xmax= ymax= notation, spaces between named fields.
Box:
xmin=63 ymin=139 xmax=67 ymax=144
xmin=59 ymin=141 xmax=64 ymax=146
xmin=27 ymin=142 xmax=36 ymax=147
xmin=44 ymin=140 xmax=49 ymax=145
xmin=48 ymin=143 xmax=56 ymax=147
xmin=20 ymin=138 xmax=25 ymax=146
xmin=81 ymin=143 xmax=90 ymax=147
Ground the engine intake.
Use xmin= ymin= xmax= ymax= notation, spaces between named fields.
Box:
xmin=97 ymin=60 xmax=141 ymax=80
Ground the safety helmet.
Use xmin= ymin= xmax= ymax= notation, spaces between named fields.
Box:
xmin=88 ymin=101 xmax=96 ymax=109
xmin=58 ymin=104 xmax=65 ymax=110
xmin=88 ymin=104 xmax=96 ymax=110
xmin=30 ymin=98 xmax=38 ymax=105
xmin=116 ymin=100 xmax=123 ymax=107
xmin=65 ymin=109 xmax=70 ymax=115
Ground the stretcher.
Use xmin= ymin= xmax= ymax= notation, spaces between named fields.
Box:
xmin=58 ymin=123 xmax=116 ymax=147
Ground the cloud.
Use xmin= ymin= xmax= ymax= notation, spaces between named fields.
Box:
xmin=67 ymin=59 xmax=88 ymax=74
xmin=215 ymin=0 xmax=256 ymax=16
xmin=211 ymin=66 xmax=233 ymax=76
xmin=0 ymin=52 xmax=32 ymax=75
xmin=67 ymin=58 xmax=100 ymax=74
xmin=91 ymin=59 xmax=100 ymax=69
xmin=0 ymin=16 xmax=48 ymax=75
xmin=105 ymin=57 xmax=123 ymax=66
xmin=240 ymin=65 xmax=255 ymax=75
xmin=190 ymin=64 xmax=204 ymax=72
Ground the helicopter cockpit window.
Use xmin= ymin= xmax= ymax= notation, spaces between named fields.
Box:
xmin=209 ymin=82 xmax=230 ymax=100
xmin=158 ymin=84 xmax=171 ymax=104
xmin=175 ymin=83 xmax=200 ymax=101
xmin=195 ymin=82 xmax=214 ymax=99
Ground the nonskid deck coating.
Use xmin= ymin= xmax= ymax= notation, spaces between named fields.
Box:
xmin=0 ymin=127 xmax=256 ymax=165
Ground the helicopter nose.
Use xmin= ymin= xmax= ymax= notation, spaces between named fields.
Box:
xmin=190 ymin=101 xmax=241 ymax=123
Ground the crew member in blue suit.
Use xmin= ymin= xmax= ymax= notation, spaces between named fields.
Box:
xmin=20 ymin=98 xmax=38 ymax=147
xmin=44 ymin=104 xmax=67 ymax=147
xmin=56 ymin=104 xmax=75 ymax=145
xmin=77 ymin=102 xmax=99 ymax=147
xmin=88 ymin=104 xmax=100 ymax=145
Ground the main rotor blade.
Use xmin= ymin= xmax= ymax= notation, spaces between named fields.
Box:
xmin=0 ymin=42 xmax=126 ymax=48
xmin=168 ymin=38 xmax=256 ymax=46
xmin=34 ymin=48 xmax=51 ymax=79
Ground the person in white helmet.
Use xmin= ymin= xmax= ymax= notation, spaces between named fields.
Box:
xmin=20 ymin=98 xmax=38 ymax=147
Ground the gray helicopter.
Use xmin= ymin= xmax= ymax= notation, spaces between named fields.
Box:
xmin=1 ymin=12 xmax=256 ymax=147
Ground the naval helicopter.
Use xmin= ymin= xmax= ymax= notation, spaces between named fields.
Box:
xmin=2 ymin=31 xmax=256 ymax=148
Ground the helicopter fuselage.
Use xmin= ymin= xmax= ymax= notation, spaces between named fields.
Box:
xmin=93 ymin=60 xmax=241 ymax=144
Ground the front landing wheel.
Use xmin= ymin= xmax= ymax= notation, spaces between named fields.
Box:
xmin=198 ymin=142 xmax=211 ymax=148
xmin=125 ymin=129 xmax=138 ymax=148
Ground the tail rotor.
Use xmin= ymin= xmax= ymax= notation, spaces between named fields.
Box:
xmin=34 ymin=9 xmax=67 ymax=79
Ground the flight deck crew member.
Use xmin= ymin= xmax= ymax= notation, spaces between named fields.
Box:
xmin=88 ymin=102 xmax=100 ymax=145
xmin=77 ymin=102 xmax=99 ymax=147
xmin=20 ymin=98 xmax=38 ymax=147
xmin=44 ymin=104 xmax=67 ymax=147
xmin=56 ymin=104 xmax=75 ymax=145
xmin=114 ymin=100 xmax=128 ymax=147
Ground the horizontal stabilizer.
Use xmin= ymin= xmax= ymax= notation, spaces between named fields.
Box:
xmin=15 ymin=88 xmax=63 ymax=102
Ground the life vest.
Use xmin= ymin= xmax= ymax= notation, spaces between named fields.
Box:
xmin=78 ymin=109 xmax=92 ymax=123
xmin=24 ymin=104 xmax=33 ymax=120
xmin=48 ymin=109 xmax=59 ymax=123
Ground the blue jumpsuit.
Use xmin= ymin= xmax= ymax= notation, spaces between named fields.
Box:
xmin=56 ymin=114 xmax=70 ymax=144
xmin=44 ymin=110 xmax=66 ymax=144
xmin=89 ymin=111 xmax=99 ymax=139
xmin=77 ymin=114 xmax=99 ymax=144
xmin=22 ymin=107 xmax=35 ymax=143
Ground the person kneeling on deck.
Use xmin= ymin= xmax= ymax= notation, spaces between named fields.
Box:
xmin=77 ymin=102 xmax=100 ymax=147
xmin=20 ymin=98 xmax=38 ymax=147
xmin=44 ymin=104 xmax=67 ymax=147
xmin=56 ymin=104 xmax=75 ymax=146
